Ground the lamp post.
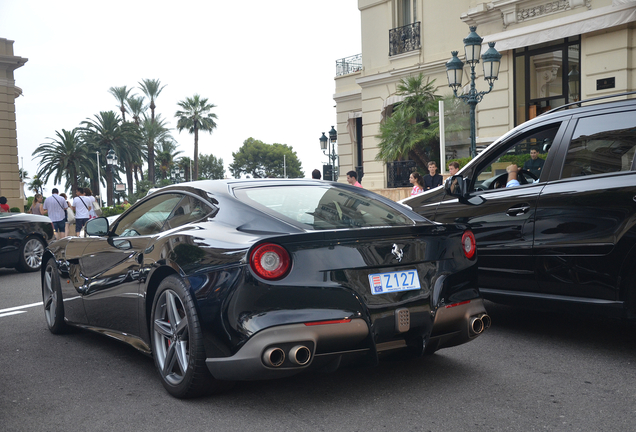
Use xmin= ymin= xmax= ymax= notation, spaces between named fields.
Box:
xmin=96 ymin=151 xmax=102 ymax=208
xmin=319 ymin=125 xmax=338 ymax=181
xmin=106 ymin=149 xmax=117 ymax=206
xmin=446 ymin=26 xmax=502 ymax=158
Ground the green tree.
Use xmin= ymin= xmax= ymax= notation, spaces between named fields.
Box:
xmin=176 ymin=156 xmax=192 ymax=181
xmin=139 ymin=114 xmax=172 ymax=183
xmin=28 ymin=174 xmax=44 ymax=195
xmin=230 ymin=138 xmax=303 ymax=179
xmin=32 ymin=128 xmax=92 ymax=195
xmin=198 ymin=154 xmax=225 ymax=179
xmin=81 ymin=111 xmax=139 ymax=206
xmin=109 ymin=86 xmax=134 ymax=122
xmin=376 ymin=74 xmax=442 ymax=169
xmin=155 ymin=139 xmax=183 ymax=180
xmin=139 ymin=79 xmax=166 ymax=182
xmin=175 ymin=94 xmax=218 ymax=181
xmin=126 ymin=95 xmax=148 ymax=183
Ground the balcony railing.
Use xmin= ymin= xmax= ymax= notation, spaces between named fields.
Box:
xmin=387 ymin=160 xmax=417 ymax=188
xmin=389 ymin=22 xmax=421 ymax=57
xmin=336 ymin=54 xmax=362 ymax=76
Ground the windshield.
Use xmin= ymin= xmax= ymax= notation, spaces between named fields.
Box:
xmin=234 ymin=185 xmax=415 ymax=230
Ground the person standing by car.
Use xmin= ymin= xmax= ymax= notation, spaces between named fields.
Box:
xmin=0 ymin=196 xmax=9 ymax=212
xmin=409 ymin=172 xmax=424 ymax=195
xmin=312 ymin=169 xmax=321 ymax=179
xmin=423 ymin=161 xmax=443 ymax=190
xmin=72 ymin=187 xmax=91 ymax=236
xmin=42 ymin=188 xmax=68 ymax=239
xmin=30 ymin=194 xmax=44 ymax=215
xmin=84 ymin=187 xmax=98 ymax=219
xmin=523 ymin=148 xmax=544 ymax=177
xmin=346 ymin=170 xmax=363 ymax=188
xmin=60 ymin=193 xmax=75 ymax=235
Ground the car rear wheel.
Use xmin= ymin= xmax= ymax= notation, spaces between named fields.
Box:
xmin=151 ymin=275 xmax=230 ymax=398
xmin=17 ymin=236 xmax=45 ymax=272
xmin=42 ymin=258 xmax=66 ymax=334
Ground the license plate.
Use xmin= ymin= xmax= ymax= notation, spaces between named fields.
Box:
xmin=368 ymin=270 xmax=420 ymax=295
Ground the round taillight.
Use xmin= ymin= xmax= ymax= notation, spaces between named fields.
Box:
xmin=250 ymin=243 xmax=291 ymax=280
xmin=462 ymin=230 xmax=476 ymax=259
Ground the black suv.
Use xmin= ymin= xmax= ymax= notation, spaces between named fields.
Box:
xmin=402 ymin=93 xmax=636 ymax=318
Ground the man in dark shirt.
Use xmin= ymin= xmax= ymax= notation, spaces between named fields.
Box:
xmin=423 ymin=161 xmax=443 ymax=190
xmin=523 ymin=149 xmax=545 ymax=177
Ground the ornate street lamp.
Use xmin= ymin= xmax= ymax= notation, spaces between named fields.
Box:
xmin=568 ymin=66 xmax=580 ymax=102
xmin=446 ymin=26 xmax=501 ymax=158
xmin=319 ymin=126 xmax=338 ymax=181
xmin=106 ymin=149 xmax=117 ymax=206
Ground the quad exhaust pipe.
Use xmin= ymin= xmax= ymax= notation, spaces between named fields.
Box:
xmin=262 ymin=345 xmax=312 ymax=368
xmin=469 ymin=313 xmax=491 ymax=335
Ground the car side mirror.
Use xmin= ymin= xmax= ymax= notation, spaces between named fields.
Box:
xmin=445 ymin=175 xmax=466 ymax=198
xmin=85 ymin=217 xmax=109 ymax=237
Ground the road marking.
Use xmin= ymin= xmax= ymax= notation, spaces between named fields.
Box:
xmin=0 ymin=311 xmax=27 ymax=318
xmin=0 ymin=302 xmax=42 ymax=314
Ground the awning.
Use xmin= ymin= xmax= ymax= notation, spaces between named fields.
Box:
xmin=482 ymin=2 xmax=636 ymax=53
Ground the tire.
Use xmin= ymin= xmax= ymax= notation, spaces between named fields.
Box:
xmin=42 ymin=258 xmax=67 ymax=334
xmin=16 ymin=236 xmax=46 ymax=272
xmin=150 ymin=275 xmax=228 ymax=398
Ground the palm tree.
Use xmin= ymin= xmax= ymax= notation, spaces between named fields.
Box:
xmin=81 ymin=111 xmax=138 ymax=205
xmin=175 ymin=94 xmax=218 ymax=181
xmin=126 ymin=95 xmax=148 ymax=183
xmin=176 ymin=156 xmax=193 ymax=182
xmin=139 ymin=79 xmax=166 ymax=181
xmin=28 ymin=174 xmax=44 ymax=195
xmin=376 ymin=74 xmax=442 ymax=170
xmin=155 ymin=139 xmax=183 ymax=180
xmin=108 ymin=86 xmax=134 ymax=122
xmin=139 ymin=114 xmax=172 ymax=183
xmin=32 ymin=128 xmax=92 ymax=196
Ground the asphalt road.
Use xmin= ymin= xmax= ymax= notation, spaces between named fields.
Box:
xmin=1 ymin=268 xmax=635 ymax=432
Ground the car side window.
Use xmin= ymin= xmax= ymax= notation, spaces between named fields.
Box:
xmin=164 ymin=195 xmax=216 ymax=230
xmin=560 ymin=111 xmax=636 ymax=179
xmin=114 ymin=194 xmax=182 ymax=237
xmin=472 ymin=124 xmax=560 ymax=191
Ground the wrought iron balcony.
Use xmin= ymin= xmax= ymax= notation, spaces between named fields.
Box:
xmin=336 ymin=54 xmax=362 ymax=76
xmin=387 ymin=160 xmax=417 ymax=188
xmin=389 ymin=22 xmax=421 ymax=57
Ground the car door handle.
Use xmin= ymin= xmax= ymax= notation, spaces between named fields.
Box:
xmin=506 ymin=204 xmax=531 ymax=216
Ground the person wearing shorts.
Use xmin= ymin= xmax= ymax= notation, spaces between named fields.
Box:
xmin=42 ymin=188 xmax=68 ymax=239
xmin=72 ymin=187 xmax=92 ymax=236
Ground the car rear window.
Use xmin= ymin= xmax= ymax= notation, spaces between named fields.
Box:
xmin=234 ymin=185 xmax=414 ymax=230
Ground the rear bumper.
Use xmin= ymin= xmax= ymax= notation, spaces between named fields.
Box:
xmin=430 ymin=298 xmax=489 ymax=350
xmin=206 ymin=318 xmax=370 ymax=381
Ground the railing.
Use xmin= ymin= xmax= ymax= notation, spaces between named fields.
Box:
xmin=387 ymin=160 xmax=417 ymax=188
xmin=389 ymin=22 xmax=421 ymax=56
xmin=336 ymin=54 xmax=362 ymax=76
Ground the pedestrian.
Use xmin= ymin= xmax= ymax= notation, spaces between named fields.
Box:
xmin=42 ymin=188 xmax=68 ymax=239
xmin=72 ymin=187 xmax=92 ymax=236
xmin=30 ymin=194 xmax=44 ymax=214
xmin=448 ymin=161 xmax=460 ymax=176
xmin=60 ymin=193 xmax=75 ymax=235
xmin=423 ymin=161 xmax=443 ymax=190
xmin=409 ymin=172 xmax=424 ymax=195
xmin=0 ymin=196 xmax=9 ymax=212
xmin=312 ymin=169 xmax=321 ymax=179
xmin=84 ymin=187 xmax=98 ymax=219
xmin=346 ymin=170 xmax=363 ymax=188
xmin=523 ymin=148 xmax=545 ymax=177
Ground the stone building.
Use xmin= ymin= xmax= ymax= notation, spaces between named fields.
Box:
xmin=0 ymin=37 xmax=27 ymax=210
xmin=334 ymin=0 xmax=636 ymax=199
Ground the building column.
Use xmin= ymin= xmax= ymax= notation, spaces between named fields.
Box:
xmin=0 ymin=38 xmax=28 ymax=211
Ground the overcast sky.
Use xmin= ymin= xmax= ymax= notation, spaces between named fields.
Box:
xmin=1 ymin=1 xmax=361 ymax=194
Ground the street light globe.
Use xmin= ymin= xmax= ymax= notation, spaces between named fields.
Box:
xmin=446 ymin=51 xmax=465 ymax=90
xmin=319 ymin=132 xmax=328 ymax=152
xmin=463 ymin=26 xmax=483 ymax=65
xmin=482 ymin=42 xmax=502 ymax=85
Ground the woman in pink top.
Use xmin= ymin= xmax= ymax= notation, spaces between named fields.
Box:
xmin=409 ymin=172 xmax=424 ymax=196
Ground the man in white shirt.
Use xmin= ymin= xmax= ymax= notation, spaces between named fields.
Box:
xmin=42 ymin=188 xmax=68 ymax=239
xmin=72 ymin=187 xmax=92 ymax=236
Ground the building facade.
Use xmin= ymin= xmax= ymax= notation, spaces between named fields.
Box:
xmin=334 ymin=0 xmax=636 ymax=197
xmin=0 ymin=37 xmax=27 ymax=210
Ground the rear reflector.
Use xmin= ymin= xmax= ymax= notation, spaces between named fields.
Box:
xmin=304 ymin=319 xmax=352 ymax=326
xmin=445 ymin=300 xmax=471 ymax=308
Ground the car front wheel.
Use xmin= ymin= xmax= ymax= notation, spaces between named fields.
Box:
xmin=42 ymin=258 xmax=66 ymax=334
xmin=151 ymin=275 xmax=229 ymax=398
xmin=17 ymin=236 xmax=45 ymax=272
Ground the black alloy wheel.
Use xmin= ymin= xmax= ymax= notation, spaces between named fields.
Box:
xmin=17 ymin=236 xmax=46 ymax=272
xmin=150 ymin=275 xmax=228 ymax=398
xmin=42 ymin=258 xmax=66 ymax=334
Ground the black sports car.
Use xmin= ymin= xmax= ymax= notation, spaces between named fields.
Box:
xmin=41 ymin=179 xmax=488 ymax=398
xmin=0 ymin=212 xmax=54 ymax=272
